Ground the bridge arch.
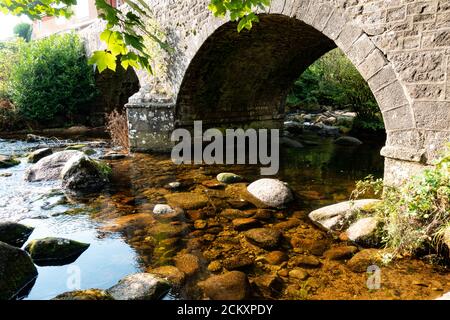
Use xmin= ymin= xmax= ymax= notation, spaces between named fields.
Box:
xmin=122 ymin=0 xmax=450 ymax=185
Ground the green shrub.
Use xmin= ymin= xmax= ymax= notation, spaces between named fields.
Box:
xmin=13 ymin=22 xmax=32 ymax=42
xmin=352 ymin=145 xmax=450 ymax=257
xmin=0 ymin=39 xmax=23 ymax=100
xmin=288 ymin=48 xmax=383 ymax=130
xmin=9 ymin=33 xmax=96 ymax=125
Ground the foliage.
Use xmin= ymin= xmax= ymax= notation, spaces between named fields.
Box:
xmin=13 ymin=22 xmax=32 ymax=41
xmin=0 ymin=39 xmax=23 ymax=99
xmin=352 ymin=145 xmax=450 ymax=257
xmin=8 ymin=33 xmax=96 ymax=124
xmin=106 ymin=110 xmax=130 ymax=151
xmin=288 ymin=48 xmax=383 ymax=130
xmin=209 ymin=0 xmax=270 ymax=32
xmin=1 ymin=0 xmax=270 ymax=74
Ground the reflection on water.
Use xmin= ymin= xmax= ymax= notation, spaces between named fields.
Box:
xmin=1 ymin=134 xmax=448 ymax=300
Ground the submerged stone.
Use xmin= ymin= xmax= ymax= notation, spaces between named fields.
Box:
xmin=149 ymin=266 xmax=186 ymax=287
xmin=244 ymin=228 xmax=282 ymax=250
xmin=164 ymin=192 xmax=209 ymax=210
xmin=198 ymin=271 xmax=250 ymax=300
xmin=174 ymin=253 xmax=200 ymax=277
xmin=324 ymin=246 xmax=359 ymax=261
xmin=334 ymin=136 xmax=363 ymax=146
xmin=0 ymin=222 xmax=34 ymax=247
xmin=0 ymin=241 xmax=38 ymax=300
xmin=25 ymin=237 xmax=90 ymax=265
xmin=106 ymin=273 xmax=171 ymax=300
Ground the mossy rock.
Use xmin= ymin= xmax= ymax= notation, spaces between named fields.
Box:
xmin=52 ymin=289 xmax=114 ymax=300
xmin=27 ymin=148 xmax=53 ymax=164
xmin=65 ymin=144 xmax=87 ymax=151
xmin=217 ymin=173 xmax=243 ymax=184
xmin=25 ymin=237 xmax=90 ymax=266
xmin=0 ymin=241 xmax=38 ymax=300
xmin=0 ymin=222 xmax=34 ymax=247
xmin=0 ymin=155 xmax=20 ymax=169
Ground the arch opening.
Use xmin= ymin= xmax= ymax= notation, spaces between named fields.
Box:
xmin=176 ymin=14 xmax=341 ymax=130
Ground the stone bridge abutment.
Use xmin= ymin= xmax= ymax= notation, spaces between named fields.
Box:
xmin=82 ymin=0 xmax=450 ymax=185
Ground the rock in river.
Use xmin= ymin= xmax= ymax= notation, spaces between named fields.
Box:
xmin=345 ymin=217 xmax=380 ymax=247
xmin=308 ymin=199 xmax=380 ymax=232
xmin=52 ymin=289 xmax=114 ymax=300
xmin=164 ymin=192 xmax=209 ymax=210
xmin=247 ymin=179 xmax=293 ymax=208
xmin=25 ymin=237 xmax=90 ymax=266
xmin=149 ymin=266 xmax=186 ymax=287
xmin=106 ymin=273 xmax=171 ymax=300
xmin=27 ymin=148 xmax=53 ymax=164
xmin=153 ymin=204 xmax=175 ymax=215
xmin=334 ymin=136 xmax=363 ymax=146
xmin=174 ymin=253 xmax=200 ymax=277
xmin=0 ymin=155 xmax=19 ymax=169
xmin=244 ymin=228 xmax=282 ymax=250
xmin=217 ymin=173 xmax=243 ymax=184
xmin=25 ymin=150 xmax=83 ymax=182
xmin=0 ymin=222 xmax=34 ymax=247
xmin=61 ymin=154 xmax=111 ymax=193
xmin=0 ymin=241 xmax=38 ymax=300
xmin=198 ymin=271 xmax=250 ymax=300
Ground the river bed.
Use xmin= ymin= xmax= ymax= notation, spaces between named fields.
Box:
xmin=0 ymin=134 xmax=448 ymax=300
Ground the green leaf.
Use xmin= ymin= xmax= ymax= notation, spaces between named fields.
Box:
xmin=88 ymin=50 xmax=117 ymax=73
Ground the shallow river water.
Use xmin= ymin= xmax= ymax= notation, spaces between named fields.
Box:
xmin=0 ymin=134 xmax=448 ymax=300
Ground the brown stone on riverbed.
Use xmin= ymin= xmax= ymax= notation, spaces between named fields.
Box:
xmin=198 ymin=271 xmax=250 ymax=300
xmin=290 ymin=255 xmax=321 ymax=268
xmin=222 ymin=254 xmax=254 ymax=270
xmin=324 ymin=246 xmax=358 ymax=261
xmin=290 ymin=237 xmax=329 ymax=256
xmin=148 ymin=265 xmax=186 ymax=287
xmin=253 ymin=274 xmax=283 ymax=298
xmin=164 ymin=192 xmax=209 ymax=210
xmin=244 ymin=228 xmax=282 ymax=250
xmin=289 ymin=268 xmax=309 ymax=281
xmin=262 ymin=251 xmax=289 ymax=265
xmin=347 ymin=249 xmax=384 ymax=273
xmin=273 ymin=218 xmax=301 ymax=231
xmin=220 ymin=208 xmax=253 ymax=220
xmin=232 ymin=218 xmax=261 ymax=231
xmin=174 ymin=253 xmax=200 ymax=277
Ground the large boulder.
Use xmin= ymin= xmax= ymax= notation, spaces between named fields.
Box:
xmin=25 ymin=237 xmax=90 ymax=266
xmin=0 ymin=155 xmax=19 ymax=169
xmin=106 ymin=273 xmax=171 ymax=300
xmin=27 ymin=148 xmax=53 ymax=164
xmin=308 ymin=199 xmax=381 ymax=232
xmin=0 ymin=241 xmax=38 ymax=300
xmin=61 ymin=154 xmax=111 ymax=193
xmin=244 ymin=228 xmax=282 ymax=250
xmin=52 ymin=289 xmax=114 ymax=300
xmin=247 ymin=179 xmax=293 ymax=208
xmin=25 ymin=150 xmax=82 ymax=182
xmin=0 ymin=222 xmax=34 ymax=247
xmin=198 ymin=271 xmax=250 ymax=300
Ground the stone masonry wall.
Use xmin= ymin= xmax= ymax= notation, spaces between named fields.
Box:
xmin=82 ymin=1 xmax=450 ymax=184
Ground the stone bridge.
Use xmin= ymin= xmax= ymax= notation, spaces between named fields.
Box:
xmin=81 ymin=0 xmax=450 ymax=185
